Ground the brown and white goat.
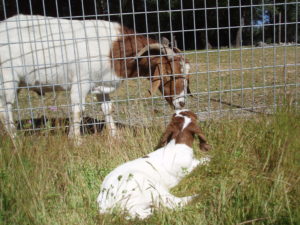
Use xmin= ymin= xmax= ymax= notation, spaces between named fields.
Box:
xmin=0 ymin=15 xmax=191 ymax=140
xmin=97 ymin=109 xmax=211 ymax=219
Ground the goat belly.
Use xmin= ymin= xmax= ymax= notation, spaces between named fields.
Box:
xmin=0 ymin=15 xmax=122 ymax=90
xmin=97 ymin=170 xmax=156 ymax=213
xmin=97 ymin=156 xmax=170 ymax=210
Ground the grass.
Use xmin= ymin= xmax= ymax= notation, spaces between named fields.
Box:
xmin=1 ymin=106 xmax=300 ymax=225
xmin=15 ymin=46 xmax=300 ymax=128
xmin=1 ymin=46 xmax=299 ymax=224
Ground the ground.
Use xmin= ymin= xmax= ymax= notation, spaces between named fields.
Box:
xmin=0 ymin=46 xmax=300 ymax=224
xmin=14 ymin=46 xmax=300 ymax=129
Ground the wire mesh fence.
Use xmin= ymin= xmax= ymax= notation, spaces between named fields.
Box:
xmin=0 ymin=0 xmax=299 ymax=134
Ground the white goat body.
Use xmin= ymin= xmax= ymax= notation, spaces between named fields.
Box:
xmin=0 ymin=15 xmax=190 ymax=140
xmin=0 ymin=15 xmax=122 ymax=138
xmin=0 ymin=15 xmax=121 ymax=88
xmin=97 ymin=139 xmax=210 ymax=219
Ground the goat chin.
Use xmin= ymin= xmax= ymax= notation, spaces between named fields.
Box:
xmin=97 ymin=139 xmax=210 ymax=219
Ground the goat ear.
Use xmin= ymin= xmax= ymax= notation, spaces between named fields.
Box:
xmin=147 ymin=65 xmax=162 ymax=96
xmin=189 ymin=122 xmax=211 ymax=151
xmin=187 ymin=78 xmax=194 ymax=97
xmin=200 ymin=143 xmax=211 ymax=151
xmin=148 ymin=79 xmax=161 ymax=96
xmin=198 ymin=132 xmax=211 ymax=151
xmin=187 ymin=86 xmax=192 ymax=96
xmin=158 ymin=122 xmax=176 ymax=147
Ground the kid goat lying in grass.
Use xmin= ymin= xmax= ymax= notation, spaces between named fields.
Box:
xmin=97 ymin=110 xmax=211 ymax=219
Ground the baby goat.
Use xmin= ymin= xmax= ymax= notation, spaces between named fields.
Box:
xmin=97 ymin=110 xmax=211 ymax=219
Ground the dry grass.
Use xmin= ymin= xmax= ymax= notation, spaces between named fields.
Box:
xmin=1 ymin=107 xmax=300 ymax=225
xmin=1 ymin=46 xmax=299 ymax=224
xmin=15 ymin=46 xmax=300 ymax=130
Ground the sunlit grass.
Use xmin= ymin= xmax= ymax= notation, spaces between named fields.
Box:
xmin=15 ymin=46 xmax=300 ymax=129
xmin=1 ymin=46 xmax=299 ymax=224
xmin=1 ymin=106 xmax=300 ymax=224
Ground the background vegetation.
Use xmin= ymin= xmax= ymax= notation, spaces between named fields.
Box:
xmin=0 ymin=0 xmax=299 ymax=49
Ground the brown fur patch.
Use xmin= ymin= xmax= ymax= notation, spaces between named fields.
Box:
xmin=110 ymin=26 xmax=190 ymax=107
xmin=110 ymin=26 xmax=157 ymax=78
xmin=159 ymin=110 xmax=211 ymax=151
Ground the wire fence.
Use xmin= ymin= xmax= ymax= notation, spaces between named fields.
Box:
xmin=0 ymin=1 xmax=299 ymax=134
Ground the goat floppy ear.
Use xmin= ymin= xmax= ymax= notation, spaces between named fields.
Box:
xmin=187 ymin=86 xmax=193 ymax=96
xmin=148 ymin=79 xmax=161 ymax=96
xmin=159 ymin=127 xmax=173 ymax=147
xmin=158 ymin=115 xmax=177 ymax=147
xmin=186 ymin=76 xmax=194 ymax=97
xmin=195 ymin=127 xmax=211 ymax=151
xmin=189 ymin=122 xmax=211 ymax=151
xmin=147 ymin=65 xmax=162 ymax=96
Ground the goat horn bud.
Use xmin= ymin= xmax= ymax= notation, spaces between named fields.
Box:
xmin=136 ymin=43 xmax=175 ymax=60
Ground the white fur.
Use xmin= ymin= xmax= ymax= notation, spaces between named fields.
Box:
xmin=174 ymin=110 xmax=191 ymax=130
xmin=172 ymin=77 xmax=188 ymax=109
xmin=0 ymin=15 xmax=190 ymax=139
xmin=172 ymin=90 xmax=185 ymax=109
xmin=175 ymin=109 xmax=189 ymax=114
xmin=181 ymin=117 xmax=191 ymax=130
xmin=0 ymin=15 xmax=122 ymax=138
xmin=180 ymin=60 xmax=190 ymax=74
xmin=97 ymin=139 xmax=210 ymax=219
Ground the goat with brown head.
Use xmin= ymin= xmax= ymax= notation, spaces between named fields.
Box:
xmin=112 ymin=30 xmax=192 ymax=110
xmin=97 ymin=109 xmax=211 ymax=219
xmin=1 ymin=16 xmax=195 ymax=140
xmin=159 ymin=109 xmax=211 ymax=151
xmin=136 ymin=44 xmax=192 ymax=109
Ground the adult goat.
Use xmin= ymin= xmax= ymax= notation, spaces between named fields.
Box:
xmin=0 ymin=15 xmax=191 ymax=140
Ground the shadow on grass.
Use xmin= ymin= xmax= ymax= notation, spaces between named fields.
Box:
xmin=16 ymin=116 xmax=152 ymax=136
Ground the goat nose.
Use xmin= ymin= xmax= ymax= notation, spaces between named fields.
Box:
xmin=179 ymin=101 xmax=185 ymax=108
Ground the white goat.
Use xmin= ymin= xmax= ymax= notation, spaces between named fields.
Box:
xmin=97 ymin=110 xmax=211 ymax=219
xmin=0 ymin=15 xmax=191 ymax=140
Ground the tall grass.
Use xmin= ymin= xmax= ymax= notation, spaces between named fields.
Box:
xmin=0 ymin=107 xmax=299 ymax=225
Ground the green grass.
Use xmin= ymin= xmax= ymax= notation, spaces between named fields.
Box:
xmin=1 ymin=106 xmax=300 ymax=225
xmin=15 ymin=46 xmax=300 ymax=127
xmin=1 ymin=46 xmax=299 ymax=224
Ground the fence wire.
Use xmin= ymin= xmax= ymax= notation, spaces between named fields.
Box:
xmin=0 ymin=0 xmax=299 ymax=134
